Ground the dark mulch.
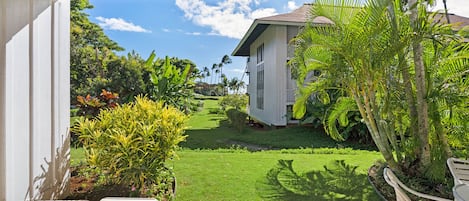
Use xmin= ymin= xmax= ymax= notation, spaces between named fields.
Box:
xmin=368 ymin=164 xmax=396 ymax=201
xmin=65 ymin=167 xmax=130 ymax=201
xmin=368 ymin=162 xmax=454 ymax=201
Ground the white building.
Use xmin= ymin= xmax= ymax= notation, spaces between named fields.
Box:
xmin=233 ymin=4 xmax=469 ymax=127
xmin=0 ymin=0 xmax=70 ymax=200
xmin=232 ymin=4 xmax=332 ymax=126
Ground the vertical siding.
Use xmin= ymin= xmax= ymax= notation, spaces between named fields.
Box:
xmin=248 ymin=25 xmax=289 ymax=126
xmin=55 ymin=0 xmax=71 ymax=196
xmin=0 ymin=0 xmax=70 ymax=200
xmin=0 ymin=0 xmax=6 ymax=200
xmin=5 ymin=17 xmax=31 ymax=201
xmin=32 ymin=0 xmax=53 ymax=197
xmin=273 ymin=25 xmax=288 ymax=126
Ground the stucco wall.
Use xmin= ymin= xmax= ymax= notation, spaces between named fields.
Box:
xmin=247 ymin=25 xmax=289 ymax=126
xmin=0 ymin=0 xmax=70 ymax=200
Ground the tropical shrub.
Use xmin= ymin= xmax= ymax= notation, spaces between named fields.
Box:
xmin=291 ymin=0 xmax=469 ymax=182
xmin=226 ymin=109 xmax=248 ymax=133
xmin=74 ymin=96 xmax=187 ymax=199
xmin=219 ymin=94 xmax=248 ymax=111
xmin=105 ymin=52 xmax=153 ymax=103
xmin=299 ymin=90 xmax=371 ymax=143
xmin=76 ymin=89 xmax=119 ymax=118
xmin=145 ymin=51 xmax=196 ymax=113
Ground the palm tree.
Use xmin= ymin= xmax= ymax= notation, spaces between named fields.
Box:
xmin=215 ymin=65 xmax=221 ymax=84
xmin=199 ymin=72 xmax=205 ymax=83
xmin=221 ymin=74 xmax=229 ymax=95
xmin=203 ymin=66 xmax=210 ymax=83
xmin=235 ymin=80 xmax=245 ymax=94
xmin=291 ymin=0 xmax=467 ymax=179
xmin=211 ymin=63 xmax=217 ymax=84
xmin=228 ymin=77 xmax=245 ymax=94
xmin=442 ymin=0 xmax=450 ymax=23
xmin=220 ymin=55 xmax=232 ymax=84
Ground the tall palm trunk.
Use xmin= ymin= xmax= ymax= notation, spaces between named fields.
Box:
xmin=352 ymin=90 xmax=399 ymax=169
xmin=408 ymin=0 xmax=431 ymax=169
xmin=388 ymin=1 xmax=421 ymax=161
xmin=443 ymin=0 xmax=450 ymax=23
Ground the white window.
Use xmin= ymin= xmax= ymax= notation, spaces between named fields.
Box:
xmin=256 ymin=44 xmax=264 ymax=109
xmin=257 ymin=44 xmax=264 ymax=64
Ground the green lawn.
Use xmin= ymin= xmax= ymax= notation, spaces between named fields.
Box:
xmin=70 ymin=97 xmax=383 ymax=200
xmin=184 ymin=98 xmax=373 ymax=150
xmin=173 ymin=149 xmax=381 ymax=201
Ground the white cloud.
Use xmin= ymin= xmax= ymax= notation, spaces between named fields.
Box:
xmin=162 ymin=28 xmax=171 ymax=32
xmin=186 ymin=32 xmax=202 ymax=36
xmin=175 ymin=0 xmax=278 ymax=39
xmin=287 ymin=1 xmax=299 ymax=11
xmin=230 ymin=68 xmax=245 ymax=73
xmin=251 ymin=8 xmax=277 ymax=19
xmin=96 ymin=16 xmax=151 ymax=33
xmin=432 ymin=0 xmax=469 ymax=18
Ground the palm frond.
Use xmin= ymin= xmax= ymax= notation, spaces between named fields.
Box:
xmin=325 ymin=97 xmax=358 ymax=141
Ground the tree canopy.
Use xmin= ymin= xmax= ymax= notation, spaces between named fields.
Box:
xmin=70 ymin=0 xmax=198 ymax=106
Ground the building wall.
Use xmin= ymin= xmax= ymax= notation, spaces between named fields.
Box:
xmin=0 ymin=0 xmax=70 ymax=200
xmin=247 ymin=25 xmax=289 ymax=126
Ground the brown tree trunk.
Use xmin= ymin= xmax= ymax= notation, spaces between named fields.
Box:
xmin=408 ymin=0 xmax=431 ymax=170
xmin=399 ymin=55 xmax=420 ymax=158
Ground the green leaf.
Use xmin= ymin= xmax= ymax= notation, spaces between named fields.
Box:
xmin=293 ymin=101 xmax=307 ymax=119
xmin=145 ymin=50 xmax=156 ymax=68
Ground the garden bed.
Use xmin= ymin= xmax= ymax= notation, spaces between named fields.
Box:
xmin=367 ymin=162 xmax=454 ymax=201
xmin=66 ymin=166 xmax=130 ymax=201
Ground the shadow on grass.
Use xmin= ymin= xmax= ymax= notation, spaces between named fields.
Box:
xmin=256 ymin=160 xmax=380 ymax=201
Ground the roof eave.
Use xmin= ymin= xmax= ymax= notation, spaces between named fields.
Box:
xmin=231 ymin=20 xmax=260 ymax=57
xmin=232 ymin=20 xmax=307 ymax=56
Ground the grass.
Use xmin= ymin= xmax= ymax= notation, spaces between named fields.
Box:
xmin=183 ymin=98 xmax=373 ymax=150
xmin=172 ymin=149 xmax=381 ymax=201
xmin=70 ymin=97 xmax=383 ymax=201
xmin=71 ymin=148 xmax=382 ymax=201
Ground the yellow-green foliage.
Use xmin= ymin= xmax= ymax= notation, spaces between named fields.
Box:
xmin=219 ymin=94 xmax=248 ymax=111
xmin=74 ymin=96 xmax=187 ymax=197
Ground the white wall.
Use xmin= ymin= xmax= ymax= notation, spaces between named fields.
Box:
xmin=0 ymin=0 xmax=70 ymax=200
xmin=248 ymin=25 xmax=289 ymax=126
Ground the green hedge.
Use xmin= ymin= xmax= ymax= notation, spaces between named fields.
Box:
xmin=226 ymin=109 xmax=248 ymax=133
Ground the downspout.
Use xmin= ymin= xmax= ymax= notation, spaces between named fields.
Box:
xmin=28 ymin=0 xmax=35 ymax=199
xmin=0 ymin=0 xmax=6 ymax=200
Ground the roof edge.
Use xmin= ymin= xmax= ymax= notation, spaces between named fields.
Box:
xmin=232 ymin=19 xmax=260 ymax=56
xmin=232 ymin=20 xmax=307 ymax=56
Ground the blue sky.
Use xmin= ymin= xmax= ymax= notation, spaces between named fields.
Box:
xmin=86 ymin=0 xmax=312 ymax=83
xmin=86 ymin=0 xmax=469 ymax=83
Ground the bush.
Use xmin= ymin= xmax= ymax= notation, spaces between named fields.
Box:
xmin=219 ymin=94 xmax=248 ymax=111
xmin=208 ymin=108 xmax=224 ymax=114
xmin=73 ymin=96 xmax=187 ymax=199
xmin=76 ymin=89 xmax=119 ymax=118
xmin=226 ymin=109 xmax=248 ymax=133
